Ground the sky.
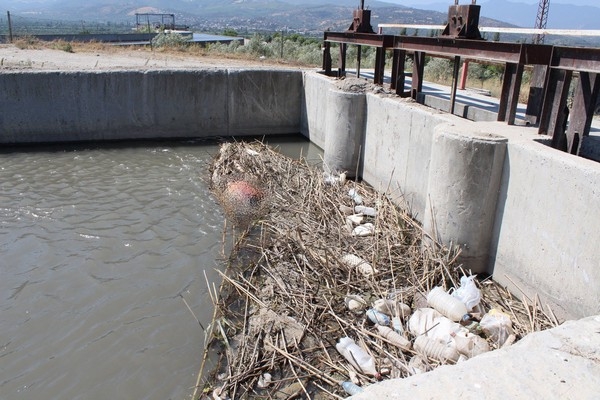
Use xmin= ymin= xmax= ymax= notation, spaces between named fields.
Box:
xmin=385 ymin=0 xmax=597 ymax=6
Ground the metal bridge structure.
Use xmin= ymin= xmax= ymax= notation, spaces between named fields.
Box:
xmin=321 ymin=1 xmax=600 ymax=157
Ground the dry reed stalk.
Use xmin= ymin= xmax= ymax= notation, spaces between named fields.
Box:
xmin=196 ymin=140 xmax=559 ymax=399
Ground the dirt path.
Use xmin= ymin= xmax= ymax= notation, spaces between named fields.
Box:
xmin=0 ymin=43 xmax=309 ymax=72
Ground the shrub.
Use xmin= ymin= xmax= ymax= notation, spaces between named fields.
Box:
xmin=151 ymin=32 xmax=190 ymax=49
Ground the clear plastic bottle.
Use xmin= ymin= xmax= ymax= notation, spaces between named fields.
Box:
xmin=336 ymin=337 xmax=378 ymax=376
xmin=366 ymin=308 xmax=391 ymax=326
xmin=341 ymin=381 xmax=364 ymax=396
xmin=427 ymin=286 xmax=469 ymax=322
xmin=392 ymin=316 xmax=405 ymax=335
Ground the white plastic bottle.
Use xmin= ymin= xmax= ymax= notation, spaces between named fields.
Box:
xmin=336 ymin=337 xmax=378 ymax=376
xmin=414 ymin=335 xmax=460 ymax=364
xmin=376 ymin=325 xmax=412 ymax=351
xmin=427 ymin=286 xmax=468 ymax=322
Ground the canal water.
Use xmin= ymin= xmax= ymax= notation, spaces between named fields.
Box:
xmin=0 ymin=136 xmax=319 ymax=400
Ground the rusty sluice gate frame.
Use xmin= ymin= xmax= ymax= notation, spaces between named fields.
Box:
xmin=321 ymin=0 xmax=600 ymax=157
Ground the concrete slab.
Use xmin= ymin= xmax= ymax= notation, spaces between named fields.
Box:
xmin=351 ymin=315 xmax=600 ymax=400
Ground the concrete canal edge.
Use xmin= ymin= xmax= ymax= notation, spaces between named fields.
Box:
xmin=1 ymin=68 xmax=598 ymax=321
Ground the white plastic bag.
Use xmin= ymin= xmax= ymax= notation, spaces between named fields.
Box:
xmin=451 ymin=275 xmax=481 ymax=311
xmin=479 ymin=308 xmax=514 ymax=346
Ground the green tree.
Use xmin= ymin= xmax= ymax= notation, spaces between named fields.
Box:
xmin=222 ymin=28 xmax=238 ymax=37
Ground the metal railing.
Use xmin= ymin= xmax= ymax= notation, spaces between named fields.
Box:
xmin=322 ymin=31 xmax=600 ymax=157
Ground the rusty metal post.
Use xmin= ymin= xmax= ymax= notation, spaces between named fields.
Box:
xmin=525 ymin=65 xmax=548 ymax=126
xmin=450 ymin=55 xmax=461 ymax=115
xmin=459 ymin=60 xmax=469 ymax=90
xmin=391 ymin=49 xmax=408 ymax=96
xmin=538 ymin=69 xmax=572 ymax=151
xmin=322 ymin=41 xmax=332 ymax=75
xmin=565 ymin=71 xmax=600 ymax=155
xmin=338 ymin=43 xmax=347 ymax=77
xmin=356 ymin=45 xmax=362 ymax=78
xmin=412 ymin=51 xmax=425 ymax=100
xmin=374 ymin=47 xmax=386 ymax=85
xmin=497 ymin=62 xmax=524 ymax=125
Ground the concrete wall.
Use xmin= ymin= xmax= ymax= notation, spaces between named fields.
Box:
xmin=488 ymin=128 xmax=600 ymax=318
xmin=300 ymin=72 xmax=330 ymax=149
xmin=0 ymin=69 xmax=302 ymax=143
xmin=301 ymin=72 xmax=600 ymax=319
xmin=2 ymin=68 xmax=597 ymax=318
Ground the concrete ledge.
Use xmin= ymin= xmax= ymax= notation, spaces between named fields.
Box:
xmin=350 ymin=315 xmax=600 ymax=400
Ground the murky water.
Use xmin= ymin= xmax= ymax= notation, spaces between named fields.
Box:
xmin=0 ymin=137 xmax=319 ymax=400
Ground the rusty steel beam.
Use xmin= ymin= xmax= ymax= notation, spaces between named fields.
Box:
xmin=322 ymin=41 xmax=332 ymax=75
xmin=391 ymin=36 xmax=552 ymax=65
xmin=339 ymin=43 xmax=347 ymax=76
xmin=324 ymin=32 xmax=394 ymax=47
xmin=497 ymin=62 xmax=524 ymax=125
xmin=550 ymin=46 xmax=600 ymax=73
xmin=391 ymin=49 xmax=409 ymax=96
xmin=412 ymin=52 xmax=425 ymax=100
xmin=538 ymin=69 xmax=573 ymax=150
xmin=374 ymin=47 xmax=387 ymax=84
xmin=566 ymin=72 xmax=600 ymax=155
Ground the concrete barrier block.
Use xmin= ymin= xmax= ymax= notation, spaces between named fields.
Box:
xmin=424 ymin=123 xmax=507 ymax=274
xmin=323 ymin=89 xmax=366 ymax=178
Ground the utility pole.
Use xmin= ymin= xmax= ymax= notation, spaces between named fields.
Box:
xmin=7 ymin=11 xmax=13 ymax=43
xmin=525 ymin=0 xmax=551 ymax=125
xmin=533 ymin=0 xmax=550 ymax=44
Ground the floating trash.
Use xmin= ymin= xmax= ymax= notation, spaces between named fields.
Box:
xmin=345 ymin=294 xmax=367 ymax=313
xmin=336 ymin=337 xmax=378 ymax=377
xmin=355 ymin=205 xmax=377 ymax=217
xmin=376 ymin=325 xmax=411 ymax=351
xmin=348 ymin=188 xmax=363 ymax=204
xmin=414 ymin=335 xmax=460 ymax=364
xmin=366 ymin=309 xmax=391 ymax=326
xmin=352 ymin=223 xmax=375 ymax=237
xmin=340 ymin=254 xmax=378 ymax=276
xmin=427 ymin=286 xmax=469 ymax=322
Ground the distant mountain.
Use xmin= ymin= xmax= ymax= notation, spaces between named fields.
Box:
xmin=0 ymin=0 xmax=512 ymax=33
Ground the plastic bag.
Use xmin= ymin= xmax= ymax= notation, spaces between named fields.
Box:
xmin=479 ymin=308 xmax=514 ymax=346
xmin=451 ymin=275 xmax=481 ymax=311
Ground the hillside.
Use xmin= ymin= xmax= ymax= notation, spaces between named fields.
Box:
xmin=1 ymin=0 xmax=513 ymax=35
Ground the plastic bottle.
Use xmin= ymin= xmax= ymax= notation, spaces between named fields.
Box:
xmin=427 ymin=286 xmax=469 ymax=322
xmin=340 ymin=254 xmax=377 ymax=276
xmin=355 ymin=205 xmax=377 ymax=217
xmin=451 ymin=331 xmax=490 ymax=358
xmin=414 ymin=335 xmax=460 ymax=364
xmin=366 ymin=309 xmax=391 ymax=326
xmin=345 ymin=294 xmax=367 ymax=313
xmin=392 ymin=316 xmax=405 ymax=335
xmin=376 ymin=325 xmax=412 ymax=351
xmin=341 ymin=381 xmax=364 ymax=396
xmin=348 ymin=188 xmax=363 ymax=204
xmin=336 ymin=337 xmax=378 ymax=376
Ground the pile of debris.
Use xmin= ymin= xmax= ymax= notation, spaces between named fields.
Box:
xmin=197 ymin=140 xmax=558 ymax=400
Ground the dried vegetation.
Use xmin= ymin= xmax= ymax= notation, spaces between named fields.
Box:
xmin=195 ymin=140 xmax=558 ymax=400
